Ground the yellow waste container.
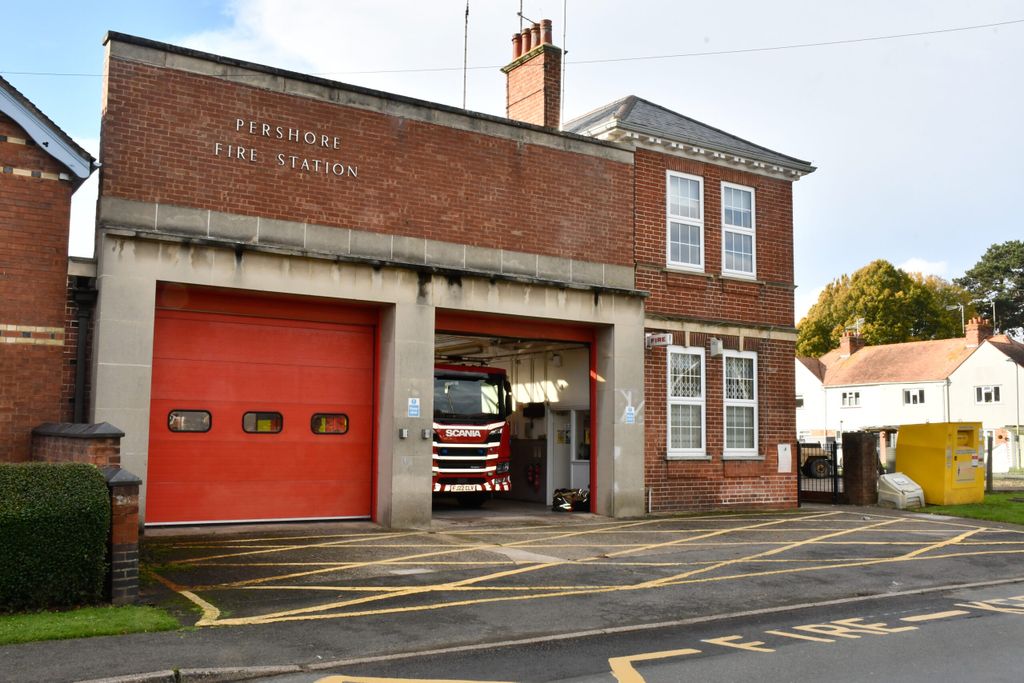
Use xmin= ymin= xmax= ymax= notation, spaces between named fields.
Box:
xmin=894 ymin=422 xmax=985 ymax=505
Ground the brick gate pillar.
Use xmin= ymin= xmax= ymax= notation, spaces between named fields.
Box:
xmin=842 ymin=432 xmax=878 ymax=506
xmin=102 ymin=466 xmax=142 ymax=604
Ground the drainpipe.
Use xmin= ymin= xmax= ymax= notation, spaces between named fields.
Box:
xmin=71 ymin=276 xmax=98 ymax=423
xmin=944 ymin=378 xmax=951 ymax=422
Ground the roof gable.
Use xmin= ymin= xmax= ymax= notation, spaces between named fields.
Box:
xmin=563 ymin=95 xmax=814 ymax=176
xmin=0 ymin=75 xmax=95 ymax=184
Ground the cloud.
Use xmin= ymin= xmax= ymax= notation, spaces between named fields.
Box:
xmin=898 ymin=257 xmax=948 ymax=278
xmin=175 ymin=0 xmax=512 ymax=114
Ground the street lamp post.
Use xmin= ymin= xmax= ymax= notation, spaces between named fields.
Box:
xmin=1011 ymin=357 xmax=1022 ymax=470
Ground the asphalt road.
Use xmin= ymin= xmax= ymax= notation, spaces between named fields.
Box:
xmin=268 ymin=582 xmax=1024 ymax=682
xmin=2 ymin=505 xmax=1023 ymax=683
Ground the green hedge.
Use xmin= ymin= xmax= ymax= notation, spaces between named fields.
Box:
xmin=0 ymin=462 xmax=110 ymax=612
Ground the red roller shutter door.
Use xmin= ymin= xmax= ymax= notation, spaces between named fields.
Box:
xmin=147 ymin=305 xmax=374 ymax=524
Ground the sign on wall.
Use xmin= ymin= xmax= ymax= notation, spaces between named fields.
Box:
xmin=212 ymin=118 xmax=359 ymax=178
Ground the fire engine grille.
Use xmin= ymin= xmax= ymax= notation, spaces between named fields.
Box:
xmin=434 ymin=447 xmax=489 ymax=456
xmin=435 ymin=459 xmax=489 ymax=470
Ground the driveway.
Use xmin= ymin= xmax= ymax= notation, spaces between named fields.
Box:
xmin=142 ymin=504 xmax=1024 ymax=630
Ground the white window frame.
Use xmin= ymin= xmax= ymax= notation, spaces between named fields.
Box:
xmin=723 ymin=350 xmax=758 ymax=459
xmin=975 ymin=385 xmax=1001 ymax=404
xmin=666 ymin=345 xmax=706 ymax=458
xmin=841 ymin=391 xmax=861 ymax=408
xmin=720 ymin=181 xmax=756 ymax=279
xmin=902 ymin=388 xmax=925 ymax=405
xmin=666 ymin=171 xmax=704 ymax=272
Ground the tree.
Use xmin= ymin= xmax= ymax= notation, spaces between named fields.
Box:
xmin=955 ymin=240 xmax=1024 ymax=339
xmin=797 ymin=260 xmax=971 ymax=357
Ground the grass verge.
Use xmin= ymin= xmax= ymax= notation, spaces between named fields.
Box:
xmin=923 ymin=492 xmax=1024 ymax=526
xmin=0 ymin=605 xmax=180 ymax=645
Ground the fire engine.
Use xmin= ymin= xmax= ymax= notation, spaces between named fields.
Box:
xmin=432 ymin=364 xmax=513 ymax=507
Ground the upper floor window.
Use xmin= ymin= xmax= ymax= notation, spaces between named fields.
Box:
xmin=976 ymin=386 xmax=1001 ymax=403
xmin=721 ymin=182 xmax=755 ymax=277
xmin=903 ymin=389 xmax=925 ymax=405
xmin=723 ymin=351 xmax=758 ymax=457
xmin=667 ymin=346 xmax=705 ymax=458
xmin=666 ymin=171 xmax=703 ymax=270
xmin=841 ymin=391 xmax=861 ymax=407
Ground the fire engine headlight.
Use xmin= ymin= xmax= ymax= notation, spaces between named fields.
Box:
xmin=496 ymin=461 xmax=510 ymax=474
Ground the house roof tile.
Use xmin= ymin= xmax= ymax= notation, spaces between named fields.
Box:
xmin=819 ymin=337 xmax=975 ymax=386
xmin=563 ymin=95 xmax=815 ymax=174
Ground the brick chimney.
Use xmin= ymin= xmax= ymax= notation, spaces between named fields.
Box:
xmin=839 ymin=331 xmax=864 ymax=358
xmin=502 ymin=19 xmax=562 ymax=129
xmin=965 ymin=317 xmax=993 ymax=347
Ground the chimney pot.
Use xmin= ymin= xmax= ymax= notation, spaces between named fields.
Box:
xmin=504 ymin=19 xmax=562 ymax=129
xmin=540 ymin=19 xmax=553 ymax=45
xmin=965 ymin=317 xmax=993 ymax=347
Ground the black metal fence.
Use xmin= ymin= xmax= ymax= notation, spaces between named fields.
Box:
xmin=797 ymin=441 xmax=842 ymax=505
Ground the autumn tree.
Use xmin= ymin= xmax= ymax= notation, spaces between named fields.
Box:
xmin=797 ymin=260 xmax=971 ymax=357
xmin=955 ymin=240 xmax=1024 ymax=339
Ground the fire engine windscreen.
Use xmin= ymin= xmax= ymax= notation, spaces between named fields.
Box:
xmin=434 ymin=371 xmax=505 ymax=419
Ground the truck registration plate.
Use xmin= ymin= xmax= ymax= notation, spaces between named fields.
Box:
xmin=449 ymin=484 xmax=480 ymax=492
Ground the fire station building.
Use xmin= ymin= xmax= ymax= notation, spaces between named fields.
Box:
xmin=2 ymin=21 xmax=814 ymax=527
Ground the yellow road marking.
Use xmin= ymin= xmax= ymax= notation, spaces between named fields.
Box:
xmin=633 ymin=517 xmax=900 ymax=589
xmin=212 ymin=519 xmax=663 ymax=622
xmin=204 ymin=548 xmax=1024 ymax=626
xmin=899 ymin=527 xmax=982 ymax=558
xmin=901 ymin=610 xmax=970 ymax=622
xmin=176 ymin=531 xmax=424 ymax=564
xmin=316 ymin=676 xmax=514 ymax=683
xmin=148 ymin=570 xmax=221 ymax=626
xmin=609 ymin=647 xmax=702 ymax=683
xmin=701 ymin=634 xmax=773 ymax=652
xmin=229 ymin=513 xmax=841 ymax=623
xmin=763 ymin=629 xmax=835 ymax=643
xmin=153 ymin=512 xmax=1010 ymax=629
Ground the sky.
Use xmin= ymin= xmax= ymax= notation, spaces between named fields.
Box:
xmin=3 ymin=0 xmax=1022 ymax=323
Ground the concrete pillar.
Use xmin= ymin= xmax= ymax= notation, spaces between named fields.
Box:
xmin=376 ymin=301 xmax=436 ymax=528
xmin=594 ymin=322 xmax=646 ymax=518
xmin=91 ymin=237 xmax=157 ymax=513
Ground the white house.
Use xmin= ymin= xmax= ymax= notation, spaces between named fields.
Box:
xmin=796 ymin=318 xmax=1023 ymax=471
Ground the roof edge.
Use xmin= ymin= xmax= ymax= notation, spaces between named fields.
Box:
xmin=0 ymin=75 xmax=96 ymax=185
xmin=101 ymin=31 xmax=626 ymax=156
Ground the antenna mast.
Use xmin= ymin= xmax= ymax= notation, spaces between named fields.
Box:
xmin=462 ymin=0 xmax=470 ymax=109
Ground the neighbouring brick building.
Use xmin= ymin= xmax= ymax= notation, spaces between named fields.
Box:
xmin=2 ymin=20 xmax=814 ymax=526
xmin=0 ymin=76 xmax=96 ymax=461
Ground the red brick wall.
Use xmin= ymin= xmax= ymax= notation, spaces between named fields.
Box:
xmin=0 ymin=113 xmax=74 ymax=462
xmin=635 ymin=149 xmax=795 ymax=327
xmin=61 ymin=276 xmax=93 ymax=423
xmin=31 ymin=434 xmax=120 ymax=467
xmin=643 ymin=328 xmax=797 ymax=511
xmin=506 ymin=46 xmax=561 ymax=129
xmin=100 ymin=57 xmax=631 ymax=265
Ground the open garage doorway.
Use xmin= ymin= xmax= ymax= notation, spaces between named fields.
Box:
xmin=432 ymin=313 xmax=595 ymax=517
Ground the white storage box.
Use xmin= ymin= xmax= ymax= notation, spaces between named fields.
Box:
xmin=877 ymin=472 xmax=926 ymax=509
